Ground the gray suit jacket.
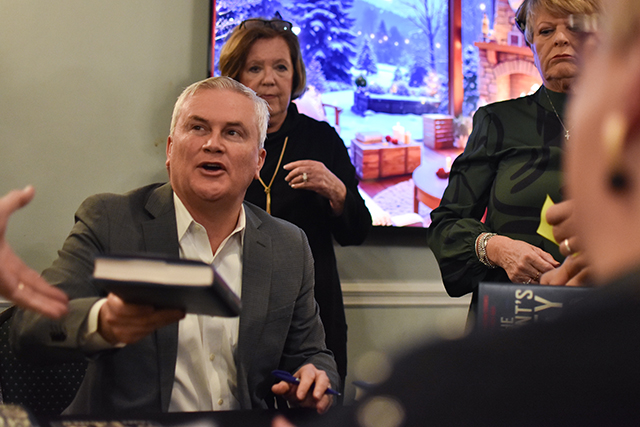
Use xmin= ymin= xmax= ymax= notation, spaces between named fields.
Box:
xmin=11 ymin=183 xmax=338 ymax=415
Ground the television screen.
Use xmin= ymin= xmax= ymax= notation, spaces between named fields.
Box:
xmin=209 ymin=0 xmax=491 ymax=228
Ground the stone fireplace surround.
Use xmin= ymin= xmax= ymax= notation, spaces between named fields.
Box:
xmin=475 ymin=0 xmax=542 ymax=105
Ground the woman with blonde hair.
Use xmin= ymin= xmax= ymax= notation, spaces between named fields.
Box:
xmin=428 ymin=0 xmax=600 ymax=318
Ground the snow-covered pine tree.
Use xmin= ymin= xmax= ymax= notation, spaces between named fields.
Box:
xmin=306 ymin=58 xmax=328 ymax=92
xmin=409 ymin=56 xmax=429 ymax=88
xmin=213 ymin=0 xmax=262 ymax=74
xmin=244 ymin=0 xmax=286 ymax=20
xmin=388 ymin=26 xmax=405 ymax=65
xmin=356 ymin=37 xmax=378 ymax=75
xmin=289 ymin=0 xmax=357 ymax=84
xmin=462 ymin=44 xmax=479 ymax=116
xmin=393 ymin=66 xmax=403 ymax=81
xmin=374 ymin=20 xmax=392 ymax=64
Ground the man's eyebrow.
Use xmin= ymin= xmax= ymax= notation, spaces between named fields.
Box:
xmin=186 ymin=115 xmax=209 ymax=124
xmin=226 ymin=121 xmax=249 ymax=131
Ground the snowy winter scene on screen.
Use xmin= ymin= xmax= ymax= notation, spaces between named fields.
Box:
xmin=210 ymin=0 xmax=536 ymax=228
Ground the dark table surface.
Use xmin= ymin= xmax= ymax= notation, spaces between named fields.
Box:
xmin=35 ymin=408 xmax=323 ymax=427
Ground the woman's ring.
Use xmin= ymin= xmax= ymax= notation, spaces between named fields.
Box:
xmin=563 ymin=238 xmax=572 ymax=254
xmin=525 ymin=278 xmax=532 ymax=284
xmin=534 ymin=271 xmax=540 ymax=281
xmin=302 ymin=172 xmax=308 ymax=183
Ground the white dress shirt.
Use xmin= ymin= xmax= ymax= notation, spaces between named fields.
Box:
xmin=81 ymin=193 xmax=246 ymax=410
xmin=168 ymin=193 xmax=245 ymax=412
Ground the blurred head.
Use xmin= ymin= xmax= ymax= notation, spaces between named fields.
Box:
xmin=565 ymin=0 xmax=640 ymax=283
xmin=166 ymin=76 xmax=268 ymax=211
xmin=516 ymin=0 xmax=601 ymax=92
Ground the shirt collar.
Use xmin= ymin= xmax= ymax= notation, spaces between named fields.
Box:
xmin=173 ymin=192 xmax=246 ymax=247
xmin=537 ymin=85 xmax=568 ymax=117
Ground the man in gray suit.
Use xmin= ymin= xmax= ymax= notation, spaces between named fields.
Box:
xmin=10 ymin=76 xmax=339 ymax=415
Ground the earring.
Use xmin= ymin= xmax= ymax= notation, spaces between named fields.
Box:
xmin=602 ymin=111 xmax=630 ymax=191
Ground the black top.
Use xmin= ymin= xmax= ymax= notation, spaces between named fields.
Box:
xmin=428 ymin=87 xmax=567 ymax=302
xmin=245 ymin=103 xmax=372 ymax=381
xmin=302 ymin=268 xmax=640 ymax=426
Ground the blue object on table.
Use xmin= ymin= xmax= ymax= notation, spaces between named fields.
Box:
xmin=271 ymin=370 xmax=341 ymax=396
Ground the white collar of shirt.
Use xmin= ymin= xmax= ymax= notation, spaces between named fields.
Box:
xmin=170 ymin=192 xmax=245 ymax=412
xmin=173 ymin=193 xmax=246 ymax=263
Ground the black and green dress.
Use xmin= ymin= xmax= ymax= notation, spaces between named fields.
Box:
xmin=427 ymin=87 xmax=567 ymax=308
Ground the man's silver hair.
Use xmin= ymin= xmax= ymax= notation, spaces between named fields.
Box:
xmin=169 ymin=76 xmax=269 ymax=148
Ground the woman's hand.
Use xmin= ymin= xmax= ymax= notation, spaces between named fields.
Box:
xmin=284 ymin=160 xmax=347 ymax=215
xmin=485 ymin=235 xmax=560 ymax=284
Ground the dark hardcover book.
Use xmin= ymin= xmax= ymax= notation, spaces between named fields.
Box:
xmin=476 ymin=282 xmax=592 ymax=333
xmin=92 ymin=255 xmax=241 ymax=317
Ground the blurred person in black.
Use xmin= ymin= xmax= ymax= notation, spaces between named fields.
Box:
xmin=274 ymin=2 xmax=640 ymax=425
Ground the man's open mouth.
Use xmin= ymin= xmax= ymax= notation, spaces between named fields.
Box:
xmin=201 ymin=163 xmax=223 ymax=171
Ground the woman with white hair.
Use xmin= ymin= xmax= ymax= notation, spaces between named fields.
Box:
xmin=428 ymin=0 xmax=601 ymax=318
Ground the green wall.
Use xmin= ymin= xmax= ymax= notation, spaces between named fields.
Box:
xmin=1 ymin=0 xmax=209 ymax=271
xmin=0 ymin=0 xmax=467 ymax=406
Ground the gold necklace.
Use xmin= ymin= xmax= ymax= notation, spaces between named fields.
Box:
xmin=257 ymin=136 xmax=289 ymax=214
xmin=544 ymin=87 xmax=572 ymax=141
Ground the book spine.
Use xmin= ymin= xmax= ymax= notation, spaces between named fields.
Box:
xmin=477 ymin=283 xmax=591 ymax=332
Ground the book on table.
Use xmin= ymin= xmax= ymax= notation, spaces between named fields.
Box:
xmin=92 ymin=255 xmax=241 ymax=317
xmin=476 ymin=282 xmax=592 ymax=333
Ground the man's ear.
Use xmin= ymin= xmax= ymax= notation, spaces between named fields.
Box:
xmin=165 ymin=135 xmax=173 ymax=172
xmin=254 ymin=148 xmax=266 ymax=180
